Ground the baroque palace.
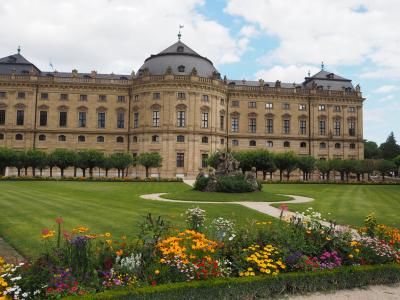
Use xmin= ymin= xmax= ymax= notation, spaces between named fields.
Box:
xmin=0 ymin=38 xmax=364 ymax=178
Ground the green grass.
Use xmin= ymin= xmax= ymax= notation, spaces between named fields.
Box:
xmin=0 ymin=181 xmax=271 ymax=258
xmin=266 ymin=184 xmax=400 ymax=227
xmin=162 ymin=186 xmax=290 ymax=202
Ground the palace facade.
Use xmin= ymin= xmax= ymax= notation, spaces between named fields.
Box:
xmin=0 ymin=40 xmax=364 ymax=178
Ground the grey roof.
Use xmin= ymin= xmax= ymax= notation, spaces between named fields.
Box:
xmin=228 ymin=79 xmax=301 ymax=89
xmin=0 ymin=53 xmax=41 ymax=75
xmin=302 ymin=70 xmax=354 ymax=91
xmin=139 ymin=41 xmax=219 ymax=78
xmin=41 ymin=71 xmax=130 ymax=80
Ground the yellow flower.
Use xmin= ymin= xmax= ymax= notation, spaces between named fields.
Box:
xmin=355 ymin=249 xmax=360 ymax=253
xmin=326 ymin=237 xmax=332 ymax=241
xmin=348 ymin=254 xmax=354 ymax=259
xmin=160 ymin=258 xmax=166 ymax=263
xmin=104 ymin=232 xmax=112 ymax=238
xmin=155 ymin=269 xmax=160 ymax=275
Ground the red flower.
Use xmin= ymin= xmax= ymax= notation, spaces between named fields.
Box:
xmin=151 ymin=280 xmax=157 ymax=286
xmin=71 ymin=286 xmax=78 ymax=292
xmin=280 ymin=204 xmax=288 ymax=211
xmin=56 ymin=216 xmax=64 ymax=224
xmin=47 ymin=287 xmax=53 ymax=293
xmin=42 ymin=228 xmax=50 ymax=235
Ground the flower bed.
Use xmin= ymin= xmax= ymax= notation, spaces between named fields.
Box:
xmin=1 ymin=210 xmax=399 ymax=299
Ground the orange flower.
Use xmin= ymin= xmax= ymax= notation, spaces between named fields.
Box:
xmin=116 ymin=249 xmax=123 ymax=256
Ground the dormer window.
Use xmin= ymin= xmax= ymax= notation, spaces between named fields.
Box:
xmin=177 ymin=65 xmax=185 ymax=73
xmin=327 ymin=73 xmax=334 ymax=79
xmin=177 ymin=46 xmax=184 ymax=53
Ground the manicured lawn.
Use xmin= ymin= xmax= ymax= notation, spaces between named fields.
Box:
xmin=0 ymin=181 xmax=270 ymax=258
xmin=162 ymin=186 xmax=290 ymax=202
xmin=266 ymin=184 xmax=400 ymax=227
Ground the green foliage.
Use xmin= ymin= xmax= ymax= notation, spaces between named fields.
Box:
xmin=274 ymin=152 xmax=298 ymax=181
xmin=10 ymin=150 xmax=27 ymax=176
xmin=364 ymin=140 xmax=381 ymax=159
xmin=25 ymin=149 xmax=48 ymax=176
xmin=0 ymin=147 xmax=13 ymax=175
xmin=376 ymin=159 xmax=397 ymax=180
xmin=110 ymin=153 xmax=133 ymax=178
xmin=137 ymin=152 xmax=163 ymax=178
xmin=379 ymin=132 xmax=400 ymax=160
xmin=216 ymin=174 xmax=253 ymax=193
xmin=64 ymin=264 xmax=400 ymax=300
xmin=77 ymin=150 xmax=105 ymax=178
xmin=193 ymin=176 xmax=210 ymax=191
xmin=206 ymin=152 xmax=220 ymax=169
xmin=297 ymin=156 xmax=316 ymax=181
xmin=52 ymin=149 xmax=77 ymax=177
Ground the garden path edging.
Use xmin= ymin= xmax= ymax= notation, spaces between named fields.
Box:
xmin=0 ymin=237 xmax=24 ymax=263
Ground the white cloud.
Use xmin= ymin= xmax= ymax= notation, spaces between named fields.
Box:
xmin=373 ymin=85 xmax=397 ymax=93
xmin=225 ymin=0 xmax=400 ymax=78
xmin=255 ymin=65 xmax=320 ymax=83
xmin=0 ymin=0 xmax=246 ymax=74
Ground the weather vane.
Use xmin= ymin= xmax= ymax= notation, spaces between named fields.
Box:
xmin=178 ymin=25 xmax=184 ymax=41
xmin=17 ymin=46 xmax=21 ymax=54
xmin=321 ymin=61 xmax=325 ymax=71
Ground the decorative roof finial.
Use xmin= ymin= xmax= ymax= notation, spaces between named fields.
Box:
xmin=178 ymin=24 xmax=184 ymax=41
xmin=17 ymin=46 xmax=21 ymax=54
xmin=321 ymin=61 xmax=324 ymax=71
xmin=308 ymin=70 xmax=311 ymax=77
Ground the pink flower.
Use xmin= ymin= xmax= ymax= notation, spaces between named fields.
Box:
xmin=56 ymin=217 xmax=64 ymax=224
xmin=42 ymin=228 xmax=50 ymax=235
xmin=280 ymin=204 xmax=288 ymax=211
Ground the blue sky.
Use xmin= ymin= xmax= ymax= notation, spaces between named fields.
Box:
xmin=0 ymin=0 xmax=398 ymax=144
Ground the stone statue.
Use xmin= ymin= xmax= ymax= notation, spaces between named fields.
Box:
xmin=191 ymin=67 xmax=198 ymax=76
xmin=245 ymin=167 xmax=260 ymax=191
xmin=196 ymin=168 xmax=205 ymax=181
xmin=215 ymin=152 xmax=240 ymax=176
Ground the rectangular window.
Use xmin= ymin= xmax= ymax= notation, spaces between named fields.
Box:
xmin=348 ymin=106 xmax=356 ymax=112
xmin=220 ymin=115 xmax=224 ymax=130
xmin=283 ymin=119 xmax=290 ymax=134
xmin=266 ymin=119 xmax=273 ymax=133
xmin=177 ymin=135 xmax=185 ymax=142
xmin=299 ymin=120 xmax=307 ymax=134
xmin=152 ymin=111 xmax=160 ymax=127
xmin=16 ymin=110 xmax=24 ymax=125
xmin=319 ymin=120 xmax=326 ymax=135
xmin=133 ymin=112 xmax=139 ymax=128
xmin=98 ymin=112 xmax=106 ymax=128
xmin=334 ymin=121 xmax=341 ymax=136
xmin=232 ymin=139 xmax=239 ymax=146
xmin=201 ymin=153 xmax=208 ymax=168
xmin=39 ymin=111 xmax=47 ymax=126
xmin=59 ymin=111 xmax=67 ymax=127
xmin=79 ymin=94 xmax=88 ymax=101
xmin=40 ymin=93 xmax=48 ymax=100
xmin=248 ymin=118 xmax=256 ymax=133
xmin=177 ymin=111 xmax=186 ymax=127
xmin=17 ymin=92 xmax=25 ymax=99
xmin=134 ymin=94 xmax=139 ymax=101
xmin=177 ymin=92 xmax=186 ymax=100
xmin=79 ymin=112 xmax=86 ymax=127
xmin=334 ymin=105 xmax=341 ymax=112
xmin=117 ymin=112 xmax=125 ymax=128
xmin=0 ymin=91 xmax=6 ymax=99
xmin=282 ymin=103 xmax=290 ymax=110
xmin=231 ymin=100 xmax=239 ymax=107
xmin=117 ymin=95 xmax=126 ymax=102
xmin=153 ymin=92 xmax=161 ymax=100
xmin=60 ymin=93 xmax=68 ymax=101
xmin=349 ymin=121 xmax=356 ymax=136
xmin=231 ymin=117 xmax=239 ymax=132
xmin=99 ymin=94 xmax=107 ymax=102
xmin=220 ymin=98 xmax=225 ymax=105
xmin=202 ymin=95 xmax=209 ymax=102
xmin=318 ymin=104 xmax=326 ymax=111
xmin=249 ymin=101 xmax=256 ymax=108
xmin=265 ymin=103 xmax=273 ymax=109
xmin=176 ymin=153 xmax=184 ymax=168
xmin=201 ymin=112 xmax=208 ymax=128
xmin=299 ymin=104 xmax=306 ymax=111
xmin=0 ymin=110 xmax=5 ymax=125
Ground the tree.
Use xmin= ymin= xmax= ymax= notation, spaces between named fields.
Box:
xmin=77 ymin=150 xmax=104 ymax=178
xmin=0 ymin=148 xmax=14 ymax=176
xmin=364 ymin=140 xmax=381 ymax=159
xmin=297 ymin=156 xmax=316 ymax=181
xmin=10 ymin=151 xmax=27 ymax=177
xmin=101 ymin=155 xmax=114 ymax=177
xmin=330 ymin=159 xmax=345 ymax=181
xmin=351 ymin=160 xmax=364 ymax=181
xmin=252 ymin=150 xmax=276 ymax=180
xmin=379 ymin=132 xmax=400 ymax=160
xmin=376 ymin=160 xmax=396 ymax=181
xmin=52 ymin=149 xmax=76 ymax=177
xmin=362 ymin=159 xmax=376 ymax=181
xmin=274 ymin=152 xmax=298 ymax=181
xmin=316 ymin=159 xmax=329 ymax=180
xmin=111 ymin=153 xmax=133 ymax=178
xmin=25 ymin=149 xmax=47 ymax=176
xmin=47 ymin=152 xmax=57 ymax=178
xmin=137 ymin=152 xmax=163 ymax=178
xmin=394 ymin=155 xmax=400 ymax=177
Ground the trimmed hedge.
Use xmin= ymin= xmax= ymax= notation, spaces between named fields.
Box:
xmin=64 ymin=264 xmax=400 ymax=300
xmin=262 ymin=180 xmax=400 ymax=185
xmin=0 ymin=176 xmax=183 ymax=182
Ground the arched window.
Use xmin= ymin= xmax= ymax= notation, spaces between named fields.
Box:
xmin=116 ymin=136 xmax=124 ymax=143
xmin=0 ymin=133 xmax=4 ymax=140
xmin=58 ymin=135 xmax=66 ymax=142
xmin=249 ymin=140 xmax=256 ymax=147
xmin=320 ymin=142 xmax=327 ymax=149
xmin=300 ymin=142 xmax=307 ymax=148
xmin=283 ymin=141 xmax=290 ymax=148
xmin=350 ymin=143 xmax=356 ymax=149
xmin=97 ymin=136 xmax=104 ymax=143
xmin=266 ymin=140 xmax=273 ymax=148
xmin=15 ymin=133 xmax=23 ymax=140
xmin=78 ymin=135 xmax=86 ymax=142
xmin=38 ymin=134 xmax=46 ymax=141
xmin=132 ymin=136 xmax=138 ymax=143
xmin=201 ymin=136 xmax=208 ymax=144
xmin=152 ymin=135 xmax=160 ymax=143
xmin=177 ymin=135 xmax=185 ymax=142
xmin=335 ymin=142 xmax=341 ymax=149
xmin=177 ymin=65 xmax=185 ymax=73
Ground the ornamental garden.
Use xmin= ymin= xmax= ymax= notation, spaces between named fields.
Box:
xmin=0 ymin=149 xmax=400 ymax=299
